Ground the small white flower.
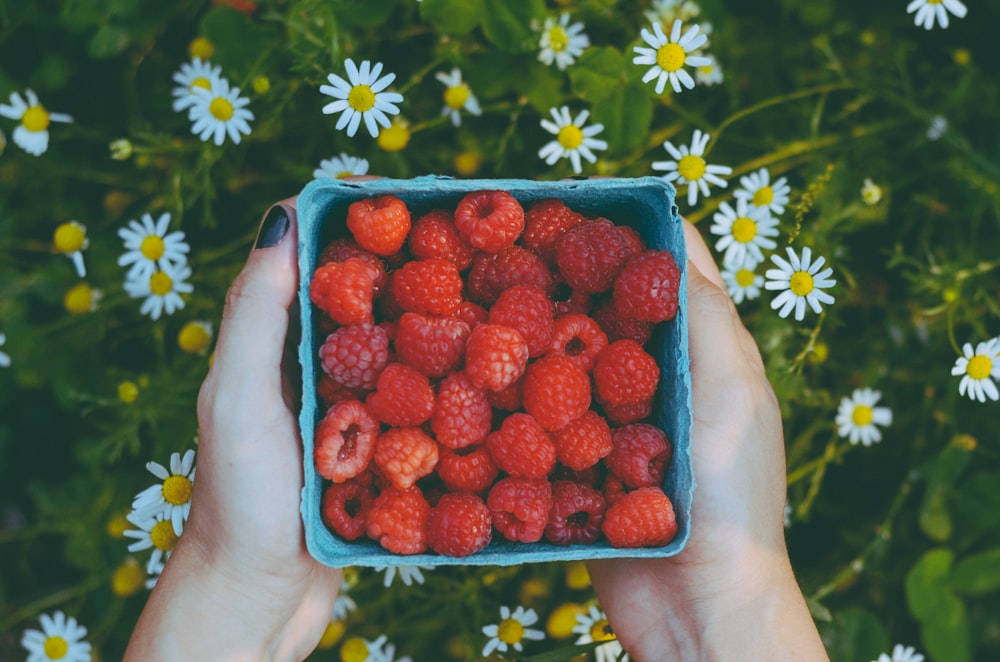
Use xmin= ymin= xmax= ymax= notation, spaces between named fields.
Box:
xmin=0 ymin=333 xmax=9 ymax=368
xmin=573 ymin=605 xmax=628 ymax=662
xmin=538 ymin=13 xmax=590 ymax=71
xmin=874 ymin=643 xmax=925 ymax=662
xmin=721 ymin=257 xmax=764 ymax=304
xmin=124 ymin=262 xmax=194 ymax=321
xmin=118 ymin=212 xmax=191 ymax=282
xmin=21 ymin=610 xmax=91 ymax=662
xmin=123 ymin=510 xmax=182 ymax=574
xmin=145 ymin=558 xmax=165 ymax=590
xmin=171 ymin=57 xmax=223 ymax=113
xmin=951 ymin=338 xmax=1000 ymax=403
xmin=733 ymin=167 xmax=791 ymax=215
xmin=131 ymin=449 xmax=196 ymax=534
xmin=539 ymin=106 xmax=607 ymax=175
xmin=434 ymin=68 xmax=481 ymax=127
xmin=644 ymin=0 xmax=703 ymax=25
xmin=652 ymin=129 xmax=732 ymax=207
xmin=861 ymin=178 xmax=883 ymax=205
xmin=633 ymin=19 xmax=712 ymax=95
xmin=53 ymin=221 xmax=89 ymax=278
xmin=907 ymin=0 xmax=967 ymax=30
xmin=927 ymin=114 xmax=948 ymax=140
xmin=314 ymin=153 xmax=369 ymax=180
xmin=710 ymin=199 xmax=779 ymax=268
xmin=188 ymin=77 xmax=254 ymax=146
xmin=0 ymin=89 xmax=73 ymax=156
xmin=375 ymin=564 xmax=434 ymax=587
xmin=764 ymin=246 xmax=837 ymax=321
xmin=836 ymin=388 xmax=893 ymax=446
xmin=320 ymin=59 xmax=404 ymax=138
xmin=482 ymin=605 xmax=545 ymax=657
xmin=694 ymin=53 xmax=723 ymax=86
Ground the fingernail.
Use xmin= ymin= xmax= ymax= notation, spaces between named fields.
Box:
xmin=255 ymin=205 xmax=290 ymax=249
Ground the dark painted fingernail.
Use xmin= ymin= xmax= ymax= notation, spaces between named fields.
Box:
xmin=255 ymin=205 xmax=290 ymax=249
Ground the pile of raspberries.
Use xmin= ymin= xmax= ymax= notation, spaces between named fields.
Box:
xmin=310 ymin=190 xmax=681 ymax=558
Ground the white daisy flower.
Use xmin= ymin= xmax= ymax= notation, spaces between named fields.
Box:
xmin=20 ymin=610 xmax=91 ymax=662
xmin=721 ymin=257 xmax=764 ymax=304
xmin=171 ymin=57 xmax=223 ymax=113
xmin=861 ymin=178 xmax=883 ymax=205
xmin=375 ymin=564 xmax=434 ymax=587
xmin=320 ymin=59 xmax=404 ymax=138
xmin=481 ymin=605 xmax=545 ymax=657
xmin=435 ymin=68 xmax=481 ymax=127
xmin=314 ymin=153 xmax=369 ymax=180
xmin=131 ymin=449 xmax=196 ymax=534
xmin=0 ymin=89 xmax=73 ymax=156
xmin=710 ymin=199 xmax=779 ymax=268
xmin=951 ymin=338 xmax=1000 ymax=403
xmin=538 ymin=13 xmax=590 ymax=71
xmin=927 ymin=114 xmax=948 ymax=140
xmin=694 ymin=53 xmax=723 ymax=86
xmin=124 ymin=262 xmax=194 ymax=321
xmin=538 ymin=106 xmax=607 ymax=175
xmin=118 ymin=212 xmax=191 ymax=282
xmin=632 ymin=19 xmax=712 ymax=95
xmin=53 ymin=221 xmax=89 ymax=278
xmin=145 ymin=558 xmax=165 ymax=590
xmin=764 ymin=246 xmax=837 ymax=321
xmin=907 ymin=0 xmax=967 ymax=30
xmin=188 ymin=77 xmax=254 ymax=146
xmin=644 ymin=0 xmax=703 ymax=25
xmin=733 ymin=167 xmax=792 ymax=215
xmin=652 ymin=129 xmax=732 ymax=207
xmin=836 ymin=388 xmax=893 ymax=446
xmin=572 ymin=605 xmax=628 ymax=662
xmin=0 ymin=333 xmax=9 ymax=368
xmin=874 ymin=643 xmax=925 ymax=662
xmin=123 ymin=510 xmax=182 ymax=574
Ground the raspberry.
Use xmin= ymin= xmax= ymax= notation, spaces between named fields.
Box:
xmin=366 ymin=486 xmax=430 ymax=554
xmin=554 ymin=218 xmax=631 ymax=294
xmin=454 ymin=190 xmax=525 ymax=252
xmin=487 ymin=375 xmax=523 ymax=411
xmin=314 ymin=400 xmax=379 ymax=483
xmin=603 ymin=472 xmax=631 ymax=504
xmin=436 ymin=444 xmax=499 ymax=493
xmin=613 ymin=250 xmax=680 ymax=323
xmin=466 ymin=247 xmax=553 ymax=305
xmin=593 ymin=339 xmax=660 ymax=406
xmin=545 ymin=480 xmax=607 ymax=545
xmin=602 ymin=486 xmax=678 ymax=548
xmin=391 ymin=258 xmax=463 ymax=316
xmin=552 ymin=462 xmax=605 ymax=487
xmin=431 ymin=372 xmax=492 ymax=449
xmin=523 ymin=198 xmax=586 ymax=260
xmin=464 ymin=324 xmax=529 ymax=392
xmin=456 ymin=301 xmax=489 ymax=327
xmin=488 ymin=285 xmax=555 ymax=357
xmin=551 ymin=410 xmax=613 ymax=471
xmin=317 ymin=373 xmax=368 ymax=408
xmin=487 ymin=477 xmax=553 ymax=543
xmin=409 ymin=209 xmax=476 ymax=270
xmin=321 ymin=479 xmax=376 ymax=541
xmin=616 ymin=224 xmax=647 ymax=257
xmin=365 ymin=363 xmax=435 ymax=427
xmin=547 ymin=313 xmax=608 ymax=373
xmin=551 ymin=285 xmax=592 ymax=318
xmin=426 ymin=493 xmax=493 ymax=557
xmin=310 ymin=257 xmax=377 ymax=325
xmin=485 ymin=413 xmax=557 ymax=479
xmin=605 ymin=423 xmax=671 ymax=489
xmin=591 ymin=299 xmax=654 ymax=345
xmin=374 ymin=427 xmax=440 ymax=490
xmin=521 ymin=356 xmax=591 ymax=431
xmin=319 ymin=323 xmax=390 ymax=389
xmin=603 ymin=398 xmax=653 ymax=425
xmin=395 ymin=312 xmax=470 ymax=379
xmin=319 ymin=237 xmax=388 ymax=297
xmin=346 ymin=194 xmax=411 ymax=256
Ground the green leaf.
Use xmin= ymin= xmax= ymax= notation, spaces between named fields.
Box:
xmin=905 ymin=548 xmax=954 ymax=623
xmin=419 ymin=0 xmax=484 ymax=35
xmin=951 ymin=548 xmax=1000 ymax=596
xmin=568 ymin=46 xmax=627 ymax=104
xmin=521 ymin=61 xmax=568 ymax=113
xmin=480 ymin=0 xmax=546 ymax=53
xmin=88 ymin=24 xmax=130 ymax=59
xmin=818 ymin=607 xmax=889 ymax=662
xmin=201 ymin=7 xmax=273 ymax=78
xmin=591 ymin=83 xmax=653 ymax=153
xmin=921 ymin=598 xmax=971 ymax=662
xmin=330 ymin=0 xmax=397 ymax=29
xmin=919 ymin=442 xmax=972 ymax=541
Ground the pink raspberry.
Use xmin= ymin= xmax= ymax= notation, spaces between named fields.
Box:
xmin=592 ymin=299 xmax=654 ymax=345
xmin=603 ymin=398 xmax=653 ymax=425
xmin=346 ymin=194 xmax=411 ymax=256
xmin=523 ymin=198 xmax=586 ymax=261
xmin=319 ymin=237 xmax=389 ymax=297
xmin=431 ymin=372 xmax=492 ymax=449
xmin=488 ymin=285 xmax=555 ymax=357
xmin=466 ymin=246 xmax=553 ymax=305
xmin=395 ymin=312 xmax=470 ymax=379
xmin=521 ymin=356 xmax=591 ymax=431
xmin=319 ymin=323 xmax=390 ymax=390
xmin=454 ymin=190 xmax=525 ymax=252
xmin=390 ymin=258 xmax=464 ymax=316
xmin=602 ymin=486 xmax=677 ymax=548
xmin=546 ymin=313 xmax=608 ymax=373
xmin=366 ymin=486 xmax=430 ymax=554
xmin=321 ymin=479 xmax=376 ymax=541
xmin=426 ymin=493 xmax=493 ymax=557
xmin=487 ymin=477 xmax=553 ymax=543
xmin=309 ymin=257 xmax=378 ymax=325
xmin=436 ymin=445 xmax=499 ymax=493
xmin=464 ymin=323 xmax=529 ymax=392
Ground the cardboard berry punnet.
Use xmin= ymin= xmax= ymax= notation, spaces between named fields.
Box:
xmin=297 ymin=176 xmax=693 ymax=568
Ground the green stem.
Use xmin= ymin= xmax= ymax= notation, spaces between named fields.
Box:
xmin=0 ymin=574 xmax=107 ymax=633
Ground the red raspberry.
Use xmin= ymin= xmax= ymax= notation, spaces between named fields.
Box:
xmin=485 ymin=413 xmax=557 ymax=479
xmin=426 ymin=493 xmax=493 ymax=557
xmin=431 ymin=372 xmax=492 ymax=449
xmin=547 ymin=313 xmax=608 ymax=373
xmin=603 ymin=472 xmax=631 ymax=504
xmin=454 ymin=190 xmax=525 ymax=252
xmin=545 ymin=480 xmax=607 ymax=545
xmin=521 ymin=356 xmax=591 ymax=431
xmin=592 ymin=299 xmax=654 ymax=345
xmin=551 ymin=409 xmax=613 ymax=471
xmin=395 ymin=312 xmax=470 ymax=379
xmin=390 ymin=258 xmax=463 ymax=316
xmin=487 ymin=375 xmax=523 ymax=411
xmin=552 ymin=462 xmax=605 ymax=487
xmin=466 ymin=247 xmax=553 ymax=305
xmin=365 ymin=363 xmax=435 ymax=427
xmin=314 ymin=400 xmax=379 ymax=483
xmin=488 ymin=285 xmax=555 ymax=357
xmin=605 ymin=423 xmax=671 ymax=489
xmin=346 ymin=195 xmax=411 ymax=256
xmin=374 ymin=427 xmax=439 ymax=490
xmin=436 ymin=444 xmax=499 ymax=493
xmin=310 ymin=257 xmax=377 ymax=325
xmin=319 ymin=323 xmax=390 ymax=389
xmin=321 ymin=479 xmax=376 ymax=541
xmin=487 ymin=477 xmax=553 ymax=543
xmin=593 ymin=339 xmax=660 ymax=406
xmin=616 ymin=224 xmax=647 ymax=257
xmin=409 ymin=209 xmax=476 ymax=270
xmin=317 ymin=373 xmax=368 ymax=408
xmin=551 ymin=285 xmax=592 ymax=318
xmin=318 ymin=237 xmax=388 ymax=297
xmin=602 ymin=486 xmax=678 ymax=548
xmin=613 ymin=250 xmax=681 ymax=322
xmin=603 ymin=398 xmax=653 ymax=425
xmin=464 ymin=324 xmax=529 ymax=392
xmin=366 ymin=485 xmax=430 ymax=554
xmin=523 ymin=198 xmax=586 ymax=260
xmin=456 ymin=301 xmax=489 ymax=327
xmin=554 ymin=218 xmax=631 ymax=294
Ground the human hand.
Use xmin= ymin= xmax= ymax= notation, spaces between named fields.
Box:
xmin=126 ymin=200 xmax=341 ymax=661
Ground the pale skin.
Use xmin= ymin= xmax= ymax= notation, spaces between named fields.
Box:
xmin=125 ymin=197 xmax=828 ymax=661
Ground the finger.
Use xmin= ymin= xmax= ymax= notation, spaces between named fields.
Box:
xmin=682 ymin=219 xmax=726 ymax=291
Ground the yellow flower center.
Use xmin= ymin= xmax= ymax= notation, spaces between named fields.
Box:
xmin=43 ymin=635 xmax=69 ymax=659
xmin=64 ymin=283 xmax=96 ymax=315
xmin=444 ymin=83 xmax=471 ymax=110
xmin=377 ymin=123 xmax=411 ymax=152
xmin=590 ymin=618 xmax=616 ymax=642
xmin=677 ymin=154 xmax=706 ymax=182
xmin=497 ymin=617 xmax=525 ymax=645
xmin=178 ymin=321 xmax=213 ymax=354
xmin=150 ymin=519 xmax=178 ymax=552
xmin=189 ymin=36 xmax=215 ymax=59
xmin=851 ymin=405 xmax=873 ymax=427
xmin=809 ymin=341 xmax=829 ymax=364
xmin=547 ymin=26 xmax=569 ymax=52
xmin=752 ymin=185 xmax=774 ymax=207
xmin=953 ymin=48 xmax=970 ymax=65
xmin=22 ymin=105 xmax=51 ymax=132
xmin=112 ymin=557 xmax=147 ymax=597
xmin=927 ymin=0 xmax=943 ymax=4
xmin=163 ymin=475 xmax=193 ymax=506
xmin=735 ymin=268 xmax=756 ymax=287
xmin=140 ymin=235 xmax=166 ymax=260
xmin=347 ymin=85 xmax=376 ymax=112
xmin=54 ymin=222 xmax=86 ymax=253
xmin=209 ymin=97 xmax=234 ymax=121
xmin=731 ymin=217 xmax=757 ymax=244
xmin=336 ymin=171 xmax=353 ymax=179
xmin=252 ymin=75 xmax=271 ymax=94
xmin=190 ymin=76 xmax=212 ymax=91
xmin=454 ymin=150 xmax=481 ymax=176
xmin=317 ymin=619 xmax=345 ymax=650
xmin=565 ymin=561 xmax=590 ymax=589
xmin=106 ymin=511 xmax=131 ymax=538
xmin=546 ymin=603 xmax=585 ymax=639
xmin=789 ymin=271 xmax=815 ymax=296
xmin=656 ymin=43 xmax=686 ymax=72
xmin=118 ymin=380 xmax=140 ymax=404
xmin=967 ymin=355 xmax=992 ymax=380
xmin=557 ymin=125 xmax=584 ymax=150
xmin=149 ymin=271 xmax=174 ymax=296
xmin=339 ymin=637 xmax=369 ymax=662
